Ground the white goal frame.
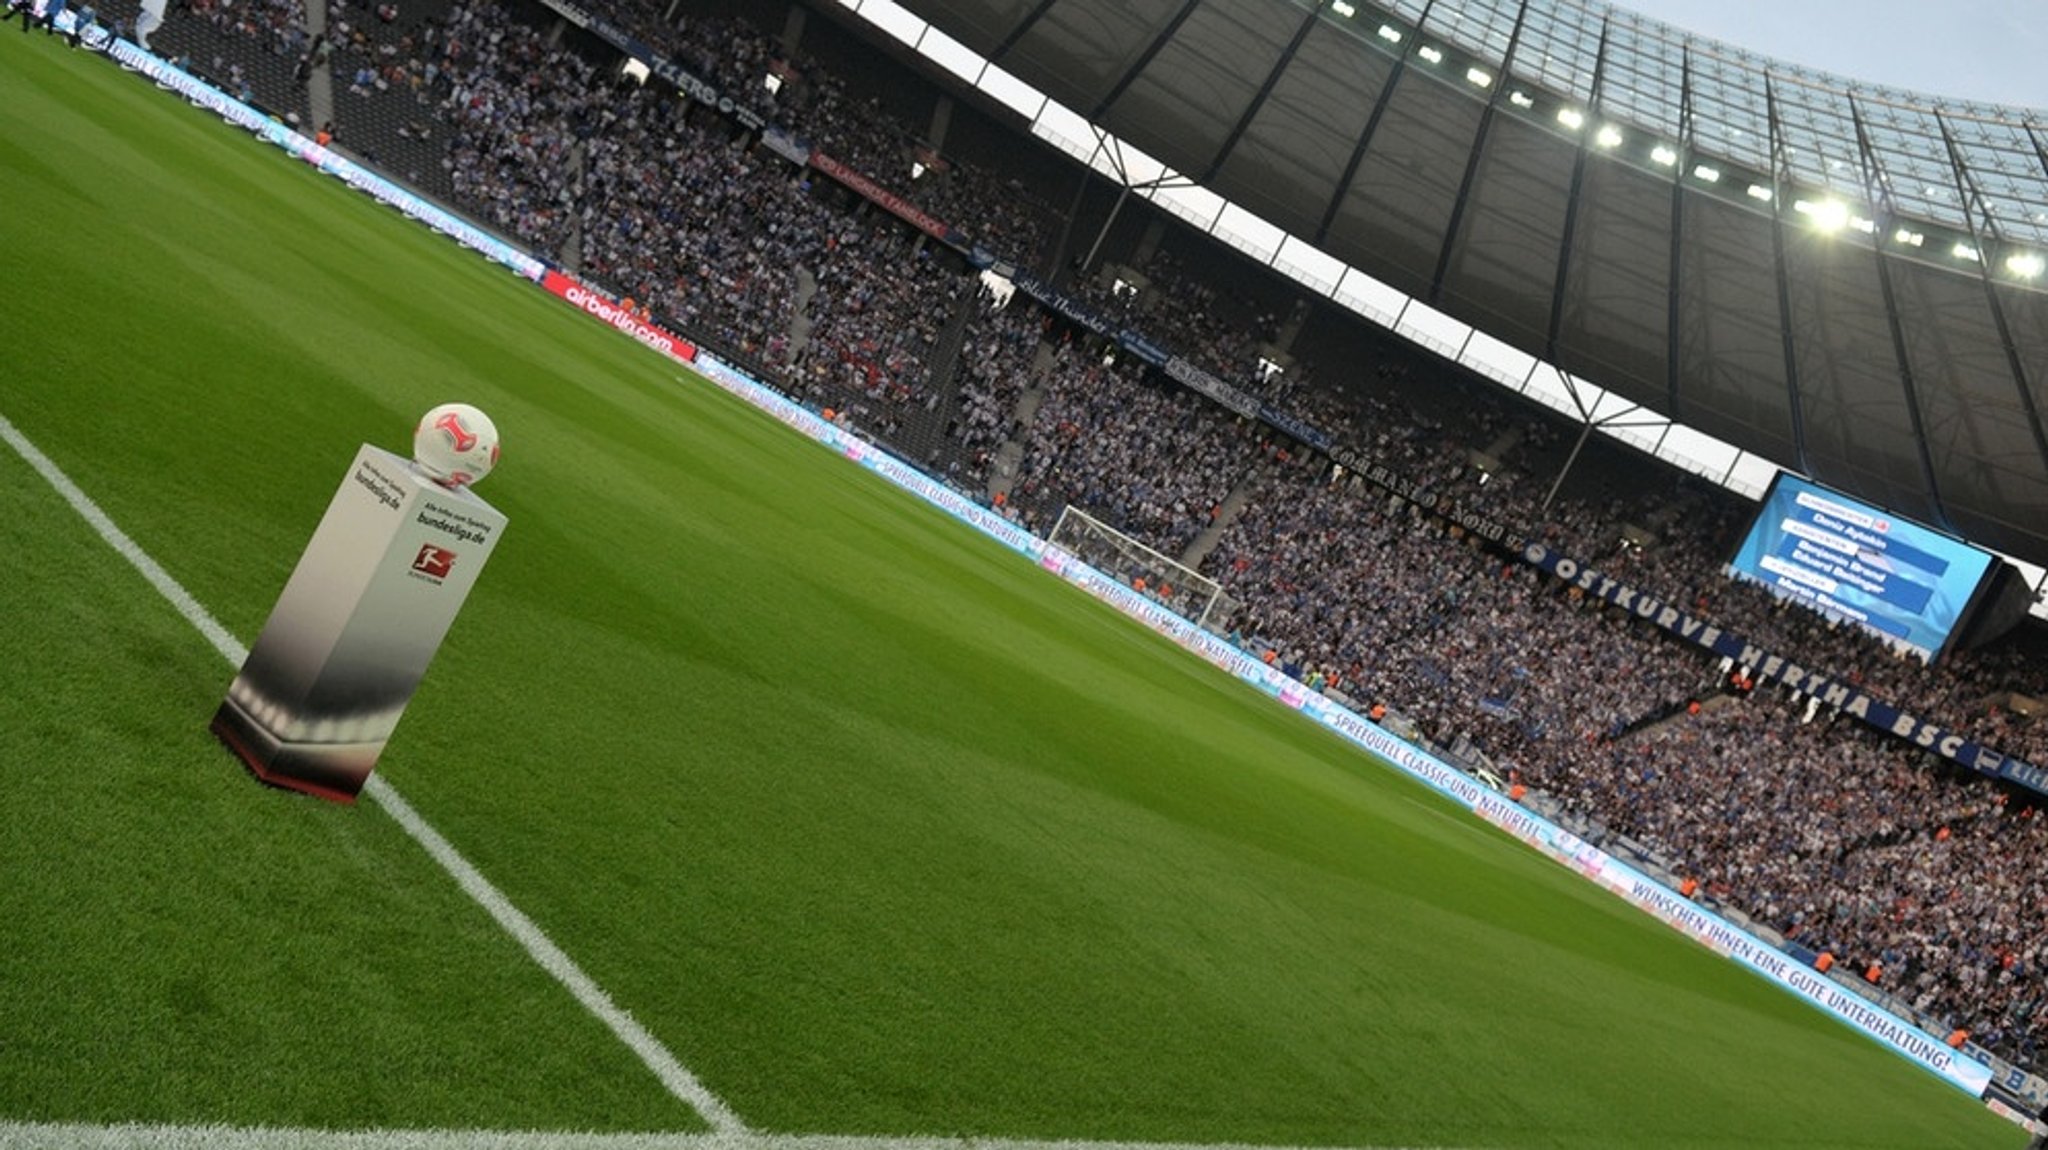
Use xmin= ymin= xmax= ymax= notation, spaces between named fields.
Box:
xmin=1046 ymin=505 xmax=1229 ymax=630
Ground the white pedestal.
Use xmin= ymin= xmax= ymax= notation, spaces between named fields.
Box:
xmin=213 ymin=445 xmax=507 ymax=802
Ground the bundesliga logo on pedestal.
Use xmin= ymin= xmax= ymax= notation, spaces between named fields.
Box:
xmin=411 ymin=544 xmax=457 ymax=580
xmin=413 ymin=402 xmax=501 ymax=487
xmin=213 ymin=405 xmax=510 ymax=802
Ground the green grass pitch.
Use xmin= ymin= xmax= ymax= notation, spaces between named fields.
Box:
xmin=0 ymin=30 xmax=2021 ymax=1149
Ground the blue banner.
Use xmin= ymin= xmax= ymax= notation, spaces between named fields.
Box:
xmin=1120 ymin=330 xmax=1169 ymax=368
xmin=1520 ymin=542 xmax=2048 ymax=799
xmin=1163 ymin=356 xmax=1260 ymax=419
xmin=540 ymin=0 xmax=765 ymax=129
xmin=1003 ymin=267 xmax=1115 ymax=339
xmin=1257 ymin=403 xmax=1329 ymax=453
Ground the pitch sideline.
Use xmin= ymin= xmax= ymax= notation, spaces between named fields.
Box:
xmin=0 ymin=411 xmax=745 ymax=1137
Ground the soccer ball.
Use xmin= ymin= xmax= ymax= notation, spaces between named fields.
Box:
xmin=412 ymin=403 xmax=501 ymax=487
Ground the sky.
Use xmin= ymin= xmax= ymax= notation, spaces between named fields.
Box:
xmin=1614 ymin=0 xmax=2048 ymax=111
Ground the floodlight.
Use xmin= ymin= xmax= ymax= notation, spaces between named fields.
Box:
xmin=1418 ymin=45 xmax=1443 ymax=64
xmin=1595 ymin=125 xmax=1623 ymax=148
xmin=1692 ymin=164 xmax=1721 ymax=183
xmin=1651 ymin=144 xmax=1678 ymax=166
xmin=1332 ymin=0 xmax=1355 ymax=16
xmin=1509 ymin=90 xmax=1534 ymax=109
xmin=1556 ymin=108 xmax=1584 ymax=130
xmin=2008 ymin=252 xmax=2045 ymax=277
xmin=1954 ymin=242 xmax=1980 ymax=261
xmin=1466 ymin=67 xmax=1492 ymax=88
xmin=1377 ymin=24 xmax=1402 ymax=43
xmin=1746 ymin=184 xmax=1773 ymax=202
xmin=1795 ymin=199 xmax=1849 ymax=232
xmin=1893 ymin=228 xmax=1924 ymax=247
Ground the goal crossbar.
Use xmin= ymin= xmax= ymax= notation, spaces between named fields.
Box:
xmin=1046 ymin=505 xmax=1227 ymax=629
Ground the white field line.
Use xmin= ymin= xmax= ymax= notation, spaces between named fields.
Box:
xmin=0 ymin=416 xmax=251 ymax=668
xmin=0 ymin=1127 xmax=1445 ymax=1150
xmin=0 ymin=412 xmax=745 ymax=1137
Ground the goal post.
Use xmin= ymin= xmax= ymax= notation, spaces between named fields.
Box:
xmin=1046 ymin=505 xmax=1230 ymax=629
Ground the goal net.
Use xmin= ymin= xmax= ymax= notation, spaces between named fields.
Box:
xmin=1046 ymin=505 xmax=1230 ymax=629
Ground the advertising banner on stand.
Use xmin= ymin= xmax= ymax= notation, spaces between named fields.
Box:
xmin=214 ymin=445 xmax=507 ymax=801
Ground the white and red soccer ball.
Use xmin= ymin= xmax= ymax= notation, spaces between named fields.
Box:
xmin=413 ymin=403 xmax=500 ymax=487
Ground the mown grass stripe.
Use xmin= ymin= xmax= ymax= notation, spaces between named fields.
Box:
xmin=0 ymin=410 xmax=746 ymax=1136
xmin=0 ymin=413 xmax=249 ymax=667
xmin=0 ymin=1123 xmax=1442 ymax=1150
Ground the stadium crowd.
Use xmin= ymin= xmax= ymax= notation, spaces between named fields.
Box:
xmin=90 ymin=0 xmax=2048 ymax=1074
xmin=418 ymin=0 xmax=2048 ymax=1071
xmin=1006 ymin=340 xmax=1255 ymax=557
xmin=946 ymin=296 xmax=1043 ymax=483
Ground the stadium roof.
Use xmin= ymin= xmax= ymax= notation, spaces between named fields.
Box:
xmin=880 ymin=0 xmax=2048 ymax=576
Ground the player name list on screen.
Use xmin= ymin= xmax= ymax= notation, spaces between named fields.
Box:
xmin=1729 ymin=475 xmax=1993 ymax=659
